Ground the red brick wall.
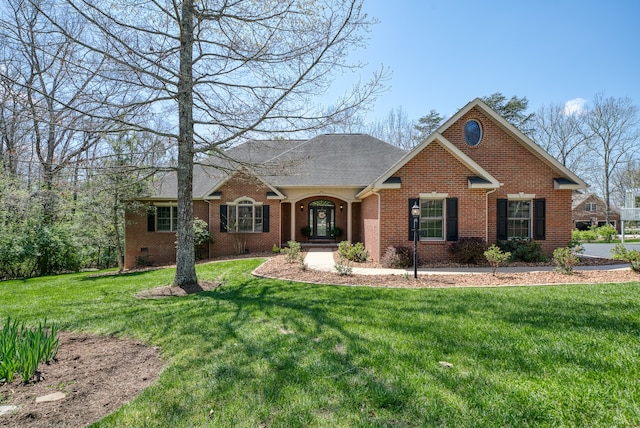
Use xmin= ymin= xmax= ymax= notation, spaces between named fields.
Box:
xmin=208 ymin=172 xmax=281 ymax=257
xmin=377 ymin=143 xmax=487 ymax=262
xmin=124 ymin=172 xmax=282 ymax=269
xmin=361 ymin=194 xmax=380 ymax=261
xmin=372 ymin=106 xmax=575 ymax=262
xmin=124 ymin=200 xmax=209 ymax=268
xmin=441 ymin=107 xmax=574 ymax=254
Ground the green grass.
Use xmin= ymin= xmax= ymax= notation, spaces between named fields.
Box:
xmin=1 ymin=259 xmax=639 ymax=427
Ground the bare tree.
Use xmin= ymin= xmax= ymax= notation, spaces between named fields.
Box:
xmin=582 ymin=94 xmax=640 ymax=223
xmin=368 ymin=106 xmax=417 ymax=150
xmin=0 ymin=0 xmax=127 ymax=221
xmin=0 ymin=63 xmax=29 ymax=177
xmin=32 ymin=0 xmax=384 ymax=287
xmin=531 ymin=103 xmax=590 ymax=179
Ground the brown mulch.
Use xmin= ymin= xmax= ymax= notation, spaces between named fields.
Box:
xmin=2 ymin=252 xmax=637 ymax=427
xmin=254 ymin=252 xmax=640 ymax=288
xmin=0 ymin=331 xmax=163 ymax=428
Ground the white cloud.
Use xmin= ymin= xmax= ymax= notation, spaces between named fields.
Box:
xmin=563 ymin=98 xmax=588 ymax=115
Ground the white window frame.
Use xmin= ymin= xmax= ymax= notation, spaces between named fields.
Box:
xmin=227 ymin=197 xmax=263 ymax=233
xmin=156 ymin=205 xmax=178 ymax=232
xmin=418 ymin=193 xmax=447 ymax=241
xmin=507 ymin=200 xmax=531 ymax=239
xmin=585 ymin=202 xmax=597 ymax=212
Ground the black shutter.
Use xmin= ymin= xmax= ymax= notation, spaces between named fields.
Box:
xmin=408 ymin=198 xmax=419 ymax=241
xmin=147 ymin=213 xmax=155 ymax=232
xmin=220 ymin=205 xmax=227 ymax=233
xmin=262 ymin=205 xmax=270 ymax=233
xmin=533 ymin=198 xmax=546 ymax=240
xmin=446 ymin=198 xmax=459 ymax=241
xmin=497 ymin=199 xmax=508 ymax=240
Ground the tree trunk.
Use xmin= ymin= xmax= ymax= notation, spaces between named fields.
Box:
xmin=173 ymin=0 xmax=197 ymax=287
xmin=113 ymin=201 xmax=124 ymax=272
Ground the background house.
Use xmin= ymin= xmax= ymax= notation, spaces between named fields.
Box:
xmin=124 ymin=99 xmax=587 ymax=268
xmin=572 ymin=191 xmax=621 ymax=232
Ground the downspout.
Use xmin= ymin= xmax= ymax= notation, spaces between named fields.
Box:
xmin=485 ymin=188 xmax=497 ymax=243
xmin=205 ymin=199 xmax=212 ymax=259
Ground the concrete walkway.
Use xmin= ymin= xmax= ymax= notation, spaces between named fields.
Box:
xmin=304 ymin=247 xmax=630 ymax=276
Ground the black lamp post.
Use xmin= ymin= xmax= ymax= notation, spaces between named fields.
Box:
xmin=411 ymin=202 xmax=420 ymax=279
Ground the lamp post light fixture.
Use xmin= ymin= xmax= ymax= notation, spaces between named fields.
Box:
xmin=411 ymin=201 xmax=421 ymax=279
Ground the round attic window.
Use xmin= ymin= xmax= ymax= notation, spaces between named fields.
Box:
xmin=464 ymin=119 xmax=482 ymax=146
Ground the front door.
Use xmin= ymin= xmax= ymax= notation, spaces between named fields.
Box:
xmin=309 ymin=201 xmax=335 ymax=239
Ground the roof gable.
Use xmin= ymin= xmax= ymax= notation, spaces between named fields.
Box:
xmin=203 ymin=167 xmax=285 ymax=200
xmin=357 ymin=132 xmax=500 ymax=198
xmin=438 ymin=98 xmax=587 ymax=188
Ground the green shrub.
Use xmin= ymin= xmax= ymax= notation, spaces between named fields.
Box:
xmin=484 ymin=244 xmax=511 ymax=276
xmin=282 ymin=241 xmax=303 ymax=264
xmin=553 ymin=246 xmax=579 ymax=274
xmin=497 ymin=239 xmax=546 ymax=262
xmin=381 ymin=246 xmax=413 ymax=268
xmin=448 ymin=237 xmax=488 ymax=264
xmin=334 ymin=255 xmax=353 ymax=276
xmin=596 ymin=224 xmax=617 ymax=242
xmin=611 ymin=244 xmax=640 ymax=272
xmin=32 ymin=224 xmax=82 ymax=276
xmin=572 ymin=228 xmax=597 ymax=242
xmin=272 ymin=244 xmax=281 ymax=254
xmin=338 ymin=241 xmax=369 ymax=263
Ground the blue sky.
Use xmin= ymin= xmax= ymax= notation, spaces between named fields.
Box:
xmin=338 ymin=0 xmax=640 ymax=122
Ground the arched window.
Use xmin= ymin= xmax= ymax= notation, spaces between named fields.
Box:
xmin=228 ymin=198 xmax=263 ymax=232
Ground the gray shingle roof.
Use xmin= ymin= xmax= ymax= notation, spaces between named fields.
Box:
xmin=152 ymin=134 xmax=406 ymax=198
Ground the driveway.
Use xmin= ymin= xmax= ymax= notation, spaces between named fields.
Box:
xmin=581 ymin=242 xmax=640 ymax=258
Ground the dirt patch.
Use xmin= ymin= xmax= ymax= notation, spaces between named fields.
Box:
xmin=135 ymin=280 xmax=221 ymax=299
xmin=254 ymin=253 xmax=640 ymax=288
xmin=0 ymin=332 xmax=163 ymax=427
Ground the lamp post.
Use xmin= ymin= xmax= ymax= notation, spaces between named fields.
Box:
xmin=411 ymin=202 xmax=420 ymax=279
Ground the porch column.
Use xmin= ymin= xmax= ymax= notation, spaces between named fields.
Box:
xmin=290 ymin=202 xmax=296 ymax=242
xmin=347 ymin=201 xmax=352 ymax=242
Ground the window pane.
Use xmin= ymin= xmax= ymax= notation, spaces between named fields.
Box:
xmin=420 ymin=219 xmax=443 ymax=238
xmin=508 ymin=201 xmax=530 ymax=218
xmin=508 ymin=219 xmax=529 ymax=239
xmin=420 ymin=199 xmax=444 ymax=239
xmin=507 ymin=201 xmax=530 ymax=239
xmin=157 ymin=207 xmax=171 ymax=231
xmin=254 ymin=206 xmax=263 ymax=232
xmin=238 ymin=205 xmax=253 ymax=232
xmin=421 ymin=200 xmax=443 ymax=218
xmin=172 ymin=207 xmax=178 ymax=231
xmin=227 ymin=206 xmax=237 ymax=231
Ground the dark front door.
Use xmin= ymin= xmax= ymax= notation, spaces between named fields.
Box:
xmin=310 ymin=202 xmax=335 ymax=239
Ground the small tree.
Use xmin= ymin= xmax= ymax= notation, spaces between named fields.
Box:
xmin=484 ymin=244 xmax=511 ymax=276
xmin=553 ymin=247 xmax=579 ymax=275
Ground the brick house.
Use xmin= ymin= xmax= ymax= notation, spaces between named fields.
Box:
xmin=571 ymin=192 xmax=621 ymax=232
xmin=124 ymin=99 xmax=586 ymax=268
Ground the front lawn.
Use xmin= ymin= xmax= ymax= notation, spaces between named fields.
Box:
xmin=1 ymin=259 xmax=639 ymax=426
